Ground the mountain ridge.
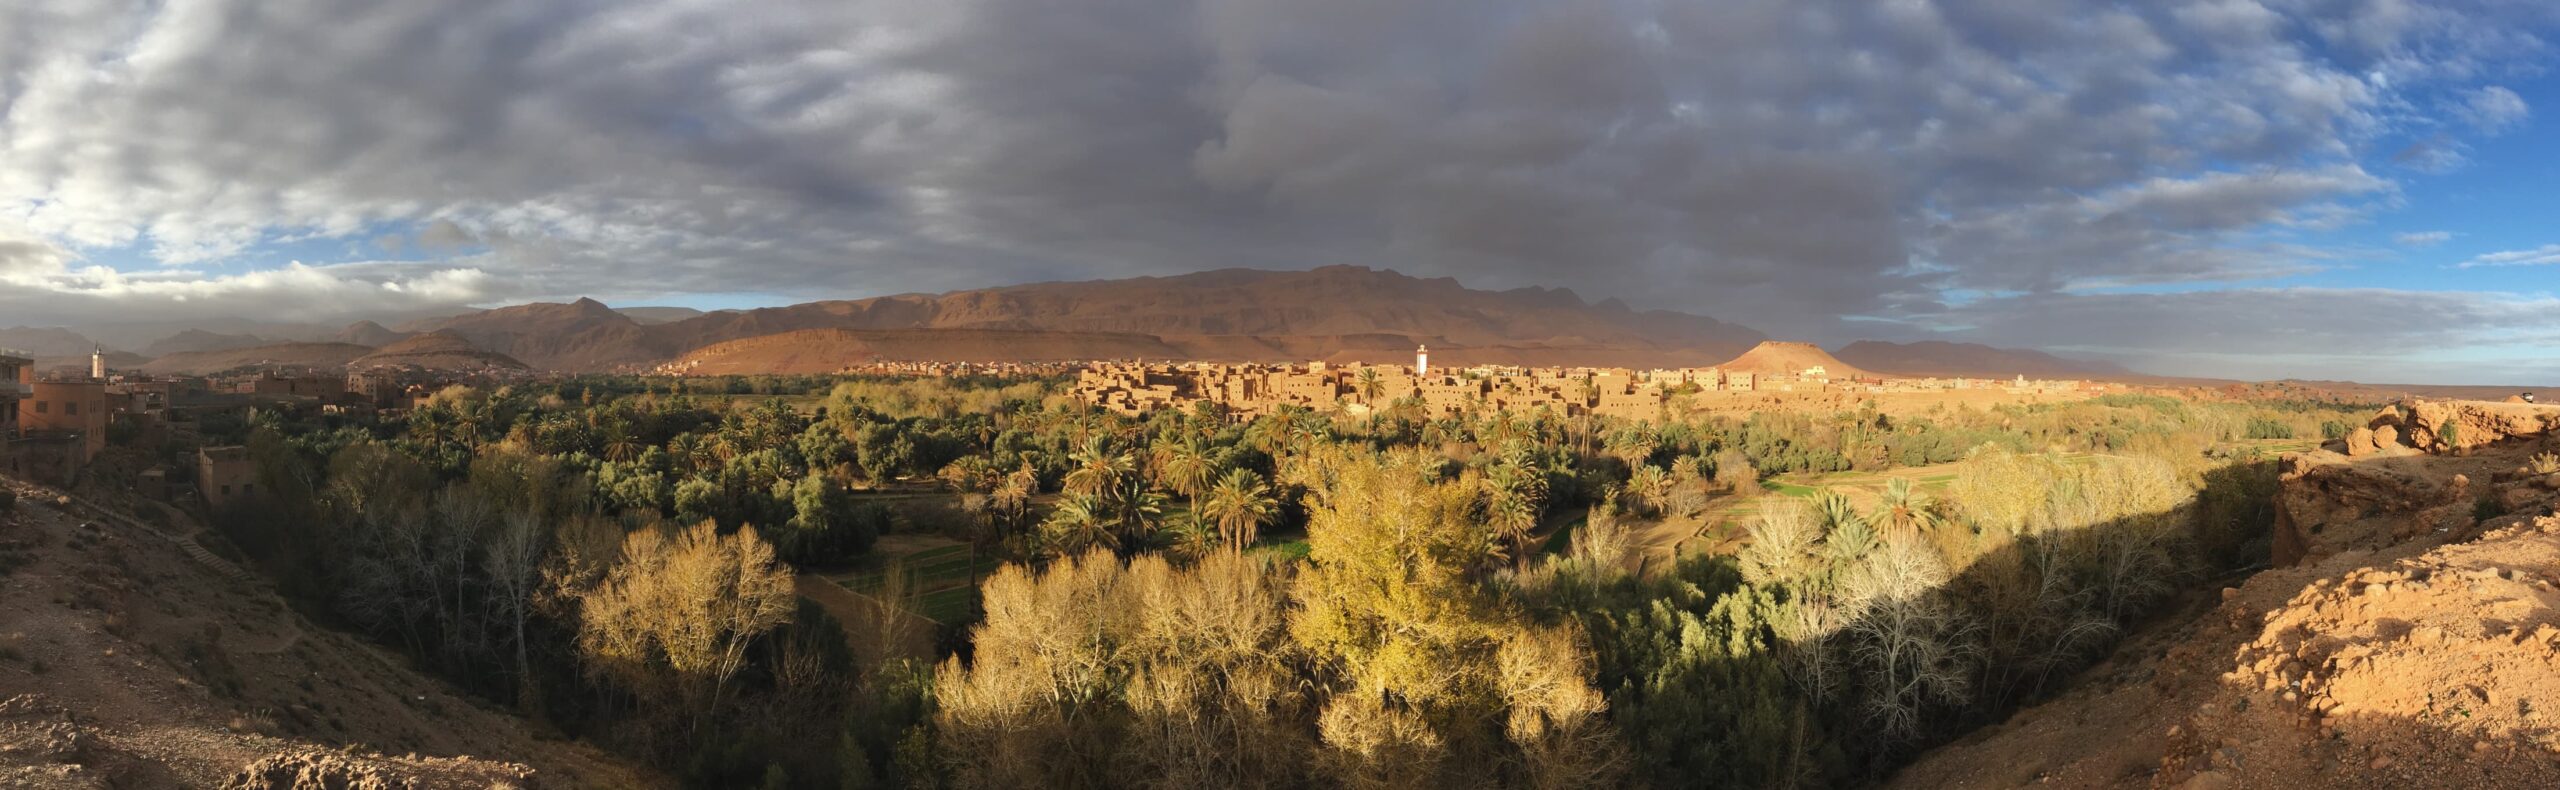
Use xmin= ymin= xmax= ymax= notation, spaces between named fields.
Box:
xmin=407 ymin=266 xmax=1772 ymax=371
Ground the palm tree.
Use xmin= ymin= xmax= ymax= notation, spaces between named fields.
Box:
xmin=1815 ymin=489 xmax=1877 ymax=562
xmin=1356 ymin=368 xmax=1387 ymax=435
xmin=453 ymin=406 xmax=487 ymax=449
xmin=1152 ymin=441 xmax=1216 ymax=515
xmin=602 ymin=426 xmax=643 ymax=464
xmin=1062 ymin=436 xmax=1132 ymax=497
xmin=1202 ymin=468 xmax=1277 ymax=552
xmin=1874 ymin=477 xmax=1944 ymax=536
xmin=1166 ymin=512 xmax=1221 ymax=559
xmin=1605 ymin=425 xmax=1658 ymax=470
xmin=1485 ymin=452 xmax=1549 ymax=569
xmin=992 ymin=463 xmax=1038 ymax=531
xmin=1624 ymin=464 xmax=1672 ymax=517
xmin=1357 ymin=367 xmax=1386 ymax=404
xmin=667 ymin=434 xmax=705 ymax=473
xmin=1040 ymin=494 xmax=1117 ymax=555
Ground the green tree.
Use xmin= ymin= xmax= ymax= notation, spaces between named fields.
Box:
xmin=1202 ymin=468 xmax=1278 ymax=552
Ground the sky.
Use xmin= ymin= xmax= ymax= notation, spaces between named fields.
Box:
xmin=2 ymin=0 xmax=2558 ymax=383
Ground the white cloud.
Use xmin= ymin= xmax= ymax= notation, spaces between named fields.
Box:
xmin=2394 ymin=230 xmax=2453 ymax=245
xmin=2458 ymin=244 xmax=2560 ymax=268
xmin=2456 ymin=85 xmax=2532 ymax=133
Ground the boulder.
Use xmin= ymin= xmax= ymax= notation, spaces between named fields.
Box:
xmin=2503 ymin=486 xmax=2542 ymax=514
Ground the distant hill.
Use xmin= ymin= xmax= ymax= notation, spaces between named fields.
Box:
xmin=334 ymin=320 xmax=412 ymax=347
xmin=1831 ymin=340 xmax=2136 ymax=380
xmin=352 ymin=331 xmax=529 ymax=371
xmin=416 ymin=266 xmax=1768 ymax=372
xmin=0 ymin=326 xmax=104 ymax=358
xmin=401 ymin=297 xmax=672 ymax=370
xmin=34 ymin=351 xmax=150 ymax=376
xmin=140 ymin=329 xmax=269 ymax=358
xmin=615 ymin=306 xmax=712 ymax=325
xmin=140 ymin=342 xmax=374 ymax=376
xmin=1715 ymin=341 xmax=1874 ymax=379
xmin=666 ymin=328 xmax=1189 ymax=374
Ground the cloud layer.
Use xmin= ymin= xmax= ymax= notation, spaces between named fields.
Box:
xmin=2 ymin=0 xmax=2555 ymax=378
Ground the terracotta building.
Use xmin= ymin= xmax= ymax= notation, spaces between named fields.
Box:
xmin=0 ymin=350 xmax=30 ymax=441
xmin=23 ymin=379 xmax=110 ymax=461
xmin=198 ymin=445 xmax=258 ymax=509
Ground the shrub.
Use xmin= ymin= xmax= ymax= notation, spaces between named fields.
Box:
xmin=2243 ymin=418 xmax=2293 ymax=440
xmin=2475 ymin=494 xmax=2506 ymax=524
xmin=2529 ymin=452 xmax=2560 ymax=476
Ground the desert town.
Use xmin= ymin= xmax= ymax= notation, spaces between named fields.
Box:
xmin=0 ymin=345 xmax=520 ymax=502
xmin=1071 ymin=343 xmax=2114 ymax=421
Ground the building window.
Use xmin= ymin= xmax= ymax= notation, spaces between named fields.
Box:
xmin=34 ymin=401 xmax=45 ymax=414
xmin=220 ymin=485 xmax=231 ymax=495
xmin=66 ymin=402 xmax=78 ymax=415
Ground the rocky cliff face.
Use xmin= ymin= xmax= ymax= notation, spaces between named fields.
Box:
xmin=1894 ymin=403 xmax=2560 ymax=788
xmin=2274 ymin=401 xmax=2560 ymax=565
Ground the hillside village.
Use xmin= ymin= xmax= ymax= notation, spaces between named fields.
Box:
xmin=0 ymin=346 xmax=532 ymax=497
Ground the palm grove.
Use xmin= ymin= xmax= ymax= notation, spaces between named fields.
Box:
xmin=196 ymin=373 xmax=2361 ymax=788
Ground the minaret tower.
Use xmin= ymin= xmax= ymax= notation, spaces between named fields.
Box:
xmin=1416 ymin=344 xmax=1429 ymax=378
xmin=91 ymin=346 xmax=105 ymax=380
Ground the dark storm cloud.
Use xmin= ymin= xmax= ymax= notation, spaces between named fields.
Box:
xmin=0 ymin=0 xmax=2554 ymax=355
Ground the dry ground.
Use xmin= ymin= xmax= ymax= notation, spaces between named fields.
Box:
xmin=0 ymin=475 xmax=657 ymax=789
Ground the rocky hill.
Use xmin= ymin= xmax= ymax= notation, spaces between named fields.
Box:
xmin=0 ymin=476 xmax=657 ymax=787
xmin=138 ymin=343 xmax=374 ymax=376
xmin=139 ymin=330 xmax=270 ymax=359
xmin=1891 ymin=400 xmax=2560 ymax=788
xmin=1832 ymin=340 xmax=2135 ymax=380
xmin=400 ymin=297 xmax=671 ymax=370
xmin=350 ymin=331 xmax=529 ymax=372
xmin=1714 ymin=340 xmax=1873 ymax=379
xmin=614 ymin=306 xmax=711 ymax=325
xmin=0 ymin=328 xmax=104 ymax=359
xmin=332 ymin=321 xmax=411 ymax=348
xmin=664 ymin=328 xmax=1190 ymax=374
xmin=411 ymin=266 xmax=1768 ymax=371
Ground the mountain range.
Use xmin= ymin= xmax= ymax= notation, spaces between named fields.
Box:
xmin=7 ymin=266 xmax=2139 ymax=379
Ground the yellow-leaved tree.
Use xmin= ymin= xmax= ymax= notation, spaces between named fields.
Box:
xmin=1288 ymin=446 xmax=1622 ymax=788
xmin=576 ymin=520 xmax=796 ymax=718
xmin=933 ymin=549 xmax=1308 ymax=789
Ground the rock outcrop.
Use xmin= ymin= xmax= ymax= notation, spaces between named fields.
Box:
xmin=1891 ymin=400 xmax=2560 ymax=788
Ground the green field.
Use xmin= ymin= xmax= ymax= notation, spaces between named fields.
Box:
xmin=829 ymin=542 xmax=1003 ymax=624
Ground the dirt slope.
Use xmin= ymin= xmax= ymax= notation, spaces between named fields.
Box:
xmin=664 ymin=327 xmax=1190 ymax=373
xmin=0 ymin=477 xmax=657 ymax=788
xmin=1891 ymin=401 xmax=2560 ymax=789
xmin=350 ymin=331 xmax=530 ymax=372
xmin=1713 ymin=340 xmax=1873 ymax=379
xmin=139 ymin=343 xmax=374 ymax=376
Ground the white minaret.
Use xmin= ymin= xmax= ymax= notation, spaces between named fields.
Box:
xmin=1416 ymin=344 xmax=1429 ymax=378
xmin=90 ymin=346 xmax=105 ymax=380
